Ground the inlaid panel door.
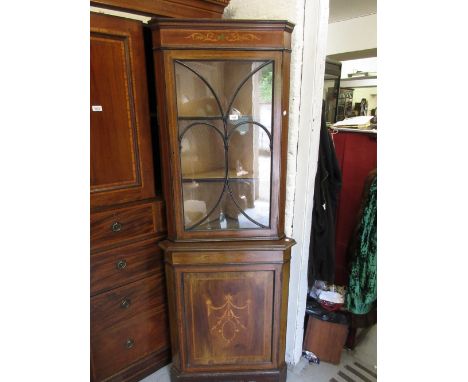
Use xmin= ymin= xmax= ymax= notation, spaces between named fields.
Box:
xmin=175 ymin=263 xmax=283 ymax=372
xmin=90 ymin=13 xmax=155 ymax=208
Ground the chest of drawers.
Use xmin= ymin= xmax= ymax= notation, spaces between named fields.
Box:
xmin=90 ymin=12 xmax=170 ymax=382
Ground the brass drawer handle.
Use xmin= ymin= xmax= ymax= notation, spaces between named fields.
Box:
xmin=120 ymin=298 xmax=131 ymax=309
xmin=111 ymin=221 xmax=122 ymax=232
xmin=125 ymin=338 xmax=135 ymax=349
xmin=116 ymin=259 xmax=127 ymax=270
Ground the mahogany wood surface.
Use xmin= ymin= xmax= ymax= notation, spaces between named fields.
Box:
xmin=163 ymin=239 xmax=293 ymax=381
xmin=101 ymin=349 xmax=171 ymax=382
xmin=151 ymin=19 xmax=293 ymax=50
xmin=182 ymin=267 xmax=276 ymax=369
xmin=170 ymin=364 xmax=287 ymax=382
xmin=91 ymin=308 xmax=170 ymax=381
xmin=91 ymin=273 xmax=166 ymax=331
xmin=91 ymin=13 xmax=171 ymax=382
xmin=91 ymin=237 xmax=165 ymax=296
xmin=91 ymin=13 xmax=156 ymax=208
xmin=91 ymin=0 xmax=230 ymax=19
xmin=303 ymin=317 xmax=348 ymax=365
xmin=91 ymin=200 xmax=166 ymax=250
xmin=152 ymin=20 xmax=293 ymax=241
xmin=160 ymin=238 xmax=295 ymax=253
xmin=152 ymin=19 xmax=295 ymax=382
xmin=278 ymin=50 xmax=291 ymax=237
xmin=90 ymin=222 xmax=170 ymax=382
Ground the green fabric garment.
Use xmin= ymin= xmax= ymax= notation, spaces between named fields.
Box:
xmin=346 ymin=175 xmax=377 ymax=315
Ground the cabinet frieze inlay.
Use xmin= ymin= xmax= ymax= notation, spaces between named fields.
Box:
xmin=184 ymin=32 xmax=261 ymax=42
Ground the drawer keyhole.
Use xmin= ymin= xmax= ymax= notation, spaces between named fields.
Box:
xmin=125 ymin=338 xmax=135 ymax=349
xmin=111 ymin=221 xmax=122 ymax=232
xmin=120 ymin=298 xmax=131 ymax=309
xmin=116 ymin=260 xmax=127 ymax=270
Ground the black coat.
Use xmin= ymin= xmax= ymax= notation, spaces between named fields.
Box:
xmin=308 ymin=105 xmax=342 ymax=284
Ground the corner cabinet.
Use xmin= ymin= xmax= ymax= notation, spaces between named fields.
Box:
xmin=151 ymin=19 xmax=296 ymax=382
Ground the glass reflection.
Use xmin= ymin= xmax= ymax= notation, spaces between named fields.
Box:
xmin=182 ymin=181 xmax=225 ymax=229
xmin=180 ymin=123 xmax=225 ymax=180
xmin=227 ymin=123 xmax=271 ymax=228
xmin=175 ymin=60 xmax=274 ymax=231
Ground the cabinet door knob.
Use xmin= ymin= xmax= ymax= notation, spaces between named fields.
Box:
xmin=116 ymin=259 xmax=127 ymax=270
xmin=120 ymin=298 xmax=131 ymax=309
xmin=111 ymin=221 xmax=122 ymax=232
xmin=125 ymin=338 xmax=135 ymax=349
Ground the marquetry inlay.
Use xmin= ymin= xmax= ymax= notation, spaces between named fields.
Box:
xmin=184 ymin=32 xmax=261 ymax=42
xmin=207 ymin=294 xmax=250 ymax=343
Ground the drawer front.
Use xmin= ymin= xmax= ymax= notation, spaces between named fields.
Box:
xmin=91 ymin=201 xmax=165 ymax=249
xmin=91 ymin=238 xmax=164 ymax=295
xmin=91 ymin=309 xmax=170 ymax=382
xmin=91 ymin=273 xmax=166 ymax=332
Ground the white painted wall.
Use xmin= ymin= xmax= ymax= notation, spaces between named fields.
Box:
xmin=225 ymin=0 xmax=306 ymax=240
xmin=226 ymin=0 xmax=329 ymax=366
xmin=327 ymin=13 xmax=376 ymax=56
xmin=341 ymin=57 xmax=377 ymax=78
xmin=329 ymin=0 xmax=376 ymax=23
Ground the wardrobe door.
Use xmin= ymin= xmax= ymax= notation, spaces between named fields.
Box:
xmin=91 ymin=13 xmax=155 ymax=208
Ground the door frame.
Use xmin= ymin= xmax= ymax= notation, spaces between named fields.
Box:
xmin=285 ymin=0 xmax=329 ymax=365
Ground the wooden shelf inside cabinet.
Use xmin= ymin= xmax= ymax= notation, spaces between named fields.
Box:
xmin=178 ymin=116 xmax=224 ymax=121
xmin=182 ymin=168 xmax=258 ymax=182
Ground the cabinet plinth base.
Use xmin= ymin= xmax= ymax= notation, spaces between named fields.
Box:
xmin=170 ymin=364 xmax=287 ymax=382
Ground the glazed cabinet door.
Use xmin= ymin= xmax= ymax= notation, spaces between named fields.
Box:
xmin=91 ymin=13 xmax=155 ymax=208
xmin=152 ymin=19 xmax=293 ymax=241
xmin=175 ymin=58 xmax=276 ymax=233
xmin=156 ymin=50 xmax=287 ymax=241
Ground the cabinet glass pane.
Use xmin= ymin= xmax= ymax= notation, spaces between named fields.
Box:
xmin=175 ymin=60 xmax=274 ymax=231
xmin=228 ymin=62 xmax=273 ymax=134
xmin=182 ymin=181 xmax=225 ymax=229
xmin=180 ymin=123 xmax=225 ymax=179
xmin=227 ymin=124 xmax=271 ymax=228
